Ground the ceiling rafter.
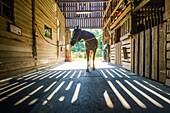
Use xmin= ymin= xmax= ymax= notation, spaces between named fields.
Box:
xmin=56 ymin=0 xmax=109 ymax=3
xmin=57 ymin=0 xmax=109 ymax=28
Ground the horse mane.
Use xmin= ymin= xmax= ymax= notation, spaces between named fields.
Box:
xmin=82 ymin=30 xmax=95 ymax=39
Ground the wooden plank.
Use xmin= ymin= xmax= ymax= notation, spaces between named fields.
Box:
xmin=145 ymin=29 xmax=151 ymax=78
xmin=133 ymin=0 xmax=150 ymax=12
xmin=57 ymin=0 xmax=108 ymax=3
xmin=0 ymin=57 xmax=34 ymax=63
xmin=167 ymin=60 xmax=170 ymax=69
xmin=121 ymin=36 xmax=131 ymax=45
xmin=159 ymin=23 xmax=166 ymax=83
xmin=0 ymin=51 xmax=32 ymax=58
xmin=131 ymin=38 xmax=135 ymax=72
xmin=134 ymin=34 xmax=139 ymax=74
xmin=115 ymin=42 xmax=122 ymax=65
xmin=167 ymin=43 xmax=170 ymax=50
xmin=103 ymin=0 xmax=123 ymax=29
xmin=122 ymin=62 xmax=131 ymax=70
xmin=110 ymin=4 xmax=131 ymax=29
xmin=0 ymin=61 xmax=35 ymax=73
xmin=139 ymin=31 xmax=144 ymax=76
xmin=167 ymin=33 xmax=170 ymax=42
xmin=152 ymin=26 xmax=158 ymax=81
xmin=0 ymin=44 xmax=32 ymax=53
xmin=110 ymin=0 xmax=123 ymax=17
xmin=102 ymin=0 xmax=112 ymax=19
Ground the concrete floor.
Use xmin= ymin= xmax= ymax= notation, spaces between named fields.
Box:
xmin=0 ymin=61 xmax=170 ymax=113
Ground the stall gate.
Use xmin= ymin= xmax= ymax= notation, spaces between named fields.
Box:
xmin=132 ymin=23 xmax=166 ymax=83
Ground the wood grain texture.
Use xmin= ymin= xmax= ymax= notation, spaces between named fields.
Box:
xmin=159 ymin=23 xmax=166 ymax=83
xmin=151 ymin=26 xmax=158 ymax=81
xmin=145 ymin=29 xmax=151 ymax=78
xmin=0 ymin=0 xmax=66 ymax=79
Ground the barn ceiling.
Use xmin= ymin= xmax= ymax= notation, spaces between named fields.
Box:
xmin=56 ymin=0 xmax=109 ymax=29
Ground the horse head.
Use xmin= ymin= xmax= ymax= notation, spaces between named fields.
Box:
xmin=70 ymin=26 xmax=82 ymax=46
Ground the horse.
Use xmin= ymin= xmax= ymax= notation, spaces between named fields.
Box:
xmin=70 ymin=27 xmax=98 ymax=72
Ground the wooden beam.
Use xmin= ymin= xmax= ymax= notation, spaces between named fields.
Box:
xmin=133 ymin=0 xmax=150 ymax=12
xmin=110 ymin=4 xmax=131 ymax=29
xmin=103 ymin=17 xmax=110 ymax=29
xmin=32 ymin=0 xmax=37 ymax=58
xmin=103 ymin=0 xmax=123 ymax=29
xmin=66 ymin=17 xmax=103 ymax=19
xmin=62 ymin=10 xmax=104 ymax=13
xmin=56 ymin=0 xmax=109 ymax=3
xmin=103 ymin=0 xmax=112 ymax=19
xmin=110 ymin=0 xmax=123 ymax=17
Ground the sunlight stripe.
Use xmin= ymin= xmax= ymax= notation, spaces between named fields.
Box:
xmin=25 ymin=71 xmax=47 ymax=80
xmin=23 ymin=71 xmax=41 ymax=78
xmin=0 ymin=82 xmax=35 ymax=102
xmin=125 ymin=80 xmax=163 ymax=108
xmin=134 ymin=80 xmax=170 ymax=104
xmin=44 ymin=81 xmax=57 ymax=92
xmin=143 ymin=80 xmax=170 ymax=96
xmin=28 ymin=98 xmax=38 ymax=105
xmin=65 ymin=81 xmax=73 ymax=91
xmin=39 ymin=71 xmax=56 ymax=80
xmin=77 ymin=71 xmax=82 ymax=78
xmin=0 ymin=78 xmax=12 ymax=83
xmin=43 ymin=81 xmax=65 ymax=105
xmin=8 ymin=82 xmax=35 ymax=96
xmin=116 ymin=69 xmax=130 ymax=78
xmin=100 ymin=70 xmax=108 ymax=78
xmin=59 ymin=96 xmax=65 ymax=102
xmin=107 ymin=81 xmax=131 ymax=109
xmin=63 ymin=71 xmax=71 ymax=78
xmin=24 ymin=73 xmax=40 ymax=80
xmin=70 ymin=71 xmax=77 ymax=78
xmin=0 ymin=82 xmax=18 ymax=91
xmin=56 ymin=71 xmax=66 ymax=79
xmin=116 ymin=80 xmax=146 ymax=109
xmin=71 ymin=83 xmax=81 ymax=103
xmin=110 ymin=69 xmax=122 ymax=78
xmin=0 ymin=83 xmax=9 ymax=87
xmin=32 ymin=71 xmax=52 ymax=80
xmin=49 ymin=71 xmax=61 ymax=78
xmin=119 ymin=68 xmax=127 ymax=72
xmin=106 ymin=69 xmax=115 ymax=78
xmin=14 ymin=85 xmax=43 ymax=105
xmin=103 ymin=90 xmax=114 ymax=108
xmin=0 ymin=82 xmax=27 ymax=95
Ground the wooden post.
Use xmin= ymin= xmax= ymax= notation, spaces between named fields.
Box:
xmin=159 ymin=23 xmax=166 ymax=83
xmin=32 ymin=0 xmax=37 ymax=58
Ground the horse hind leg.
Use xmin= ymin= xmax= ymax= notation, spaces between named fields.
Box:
xmin=92 ymin=51 xmax=96 ymax=70
xmin=89 ymin=51 xmax=95 ymax=70
xmin=86 ymin=51 xmax=90 ymax=72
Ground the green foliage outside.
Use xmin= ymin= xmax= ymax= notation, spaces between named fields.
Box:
xmin=71 ymin=29 xmax=103 ymax=60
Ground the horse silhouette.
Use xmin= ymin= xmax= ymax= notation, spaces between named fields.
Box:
xmin=70 ymin=27 xmax=98 ymax=72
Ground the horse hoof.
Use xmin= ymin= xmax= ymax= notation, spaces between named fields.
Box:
xmin=86 ymin=69 xmax=89 ymax=72
xmin=93 ymin=67 xmax=95 ymax=70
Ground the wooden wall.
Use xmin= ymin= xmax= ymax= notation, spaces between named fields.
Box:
xmin=0 ymin=0 xmax=35 ymax=79
xmin=0 ymin=0 xmax=66 ymax=79
xmin=57 ymin=5 xmax=66 ymax=59
xmin=65 ymin=29 xmax=71 ymax=60
xmin=166 ymin=22 xmax=170 ymax=79
xmin=36 ymin=0 xmax=58 ymax=67
xmin=121 ymin=35 xmax=131 ymax=70
xmin=115 ymin=42 xmax=122 ymax=65
xmin=165 ymin=0 xmax=170 ymax=86
xmin=131 ymin=23 xmax=166 ymax=83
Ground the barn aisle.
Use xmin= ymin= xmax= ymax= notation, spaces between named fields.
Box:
xmin=0 ymin=61 xmax=170 ymax=113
